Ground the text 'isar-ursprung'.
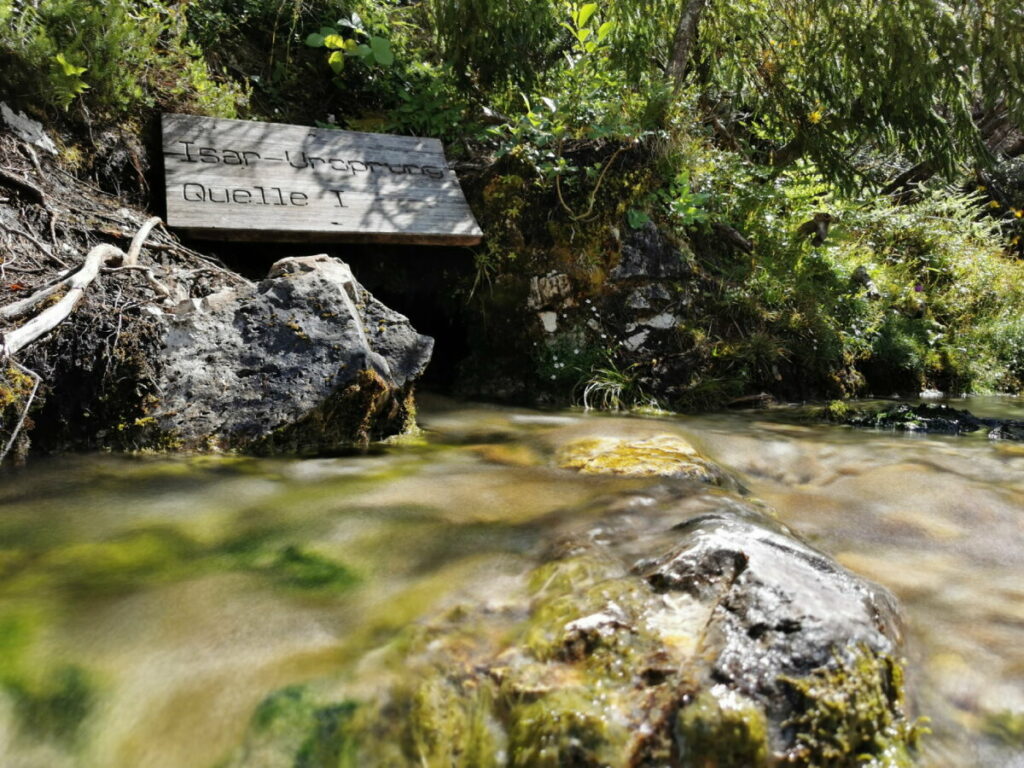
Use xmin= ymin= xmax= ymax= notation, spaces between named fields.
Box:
xmin=173 ymin=142 xmax=448 ymax=179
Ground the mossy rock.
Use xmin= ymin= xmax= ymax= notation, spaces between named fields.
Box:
xmin=557 ymin=434 xmax=733 ymax=487
xmin=675 ymin=688 xmax=770 ymax=768
xmin=779 ymin=646 xmax=924 ymax=767
xmin=226 ymin=493 xmax=920 ymax=767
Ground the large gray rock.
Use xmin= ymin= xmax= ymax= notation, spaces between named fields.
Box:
xmin=153 ymin=254 xmax=432 ymax=452
xmin=636 ymin=507 xmax=903 ymax=709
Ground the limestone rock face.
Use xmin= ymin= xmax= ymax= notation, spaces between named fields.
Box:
xmin=154 ymin=255 xmax=433 ymax=451
xmin=610 ymin=221 xmax=690 ymax=281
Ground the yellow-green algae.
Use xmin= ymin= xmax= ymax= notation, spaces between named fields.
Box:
xmin=982 ymin=709 xmax=1024 ymax=748
xmin=557 ymin=434 xmax=729 ymax=485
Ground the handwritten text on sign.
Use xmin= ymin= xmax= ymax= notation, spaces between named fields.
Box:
xmin=162 ymin=114 xmax=482 ymax=245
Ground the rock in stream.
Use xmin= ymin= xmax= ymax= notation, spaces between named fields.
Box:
xmin=224 ymin=436 xmax=923 ymax=767
xmin=153 ymin=254 xmax=433 ymax=452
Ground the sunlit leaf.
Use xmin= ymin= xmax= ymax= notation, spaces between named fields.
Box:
xmin=577 ymin=3 xmax=597 ymax=28
xmin=55 ymin=53 xmax=87 ymax=76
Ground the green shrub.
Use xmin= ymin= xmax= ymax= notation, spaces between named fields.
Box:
xmin=685 ymin=161 xmax=1024 ymax=399
xmin=0 ymin=0 xmax=246 ymax=118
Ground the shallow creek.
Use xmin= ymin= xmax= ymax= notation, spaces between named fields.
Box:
xmin=0 ymin=395 xmax=1022 ymax=768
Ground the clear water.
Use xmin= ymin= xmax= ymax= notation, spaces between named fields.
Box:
xmin=0 ymin=395 xmax=1022 ymax=767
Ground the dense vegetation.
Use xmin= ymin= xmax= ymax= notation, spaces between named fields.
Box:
xmin=3 ymin=0 xmax=1024 ymax=408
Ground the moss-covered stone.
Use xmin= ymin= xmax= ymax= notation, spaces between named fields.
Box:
xmin=675 ymin=688 xmax=770 ymax=768
xmin=779 ymin=646 xmax=924 ymax=768
xmin=404 ymin=677 xmax=503 ymax=768
xmin=505 ymin=686 xmax=627 ymax=768
xmin=557 ymin=434 xmax=731 ymax=486
xmin=224 ymin=496 xmax=920 ymax=768
xmin=251 ymin=369 xmax=418 ymax=454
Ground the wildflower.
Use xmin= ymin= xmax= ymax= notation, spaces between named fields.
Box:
xmin=808 ymin=109 xmax=823 ymax=125
xmin=989 ymin=200 xmax=1001 ymax=209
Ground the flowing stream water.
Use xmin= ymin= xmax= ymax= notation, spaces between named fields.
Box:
xmin=0 ymin=395 xmax=1022 ymax=768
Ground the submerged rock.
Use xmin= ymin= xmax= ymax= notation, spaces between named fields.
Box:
xmin=226 ymin=453 xmax=921 ymax=767
xmin=557 ymin=434 xmax=738 ymax=489
xmin=153 ymin=255 xmax=432 ymax=452
xmin=824 ymin=401 xmax=1024 ymax=441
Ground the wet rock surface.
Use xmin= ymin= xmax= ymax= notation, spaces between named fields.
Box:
xmin=154 ymin=255 xmax=433 ymax=452
xmin=224 ymin=442 xmax=921 ymax=767
xmin=557 ymin=433 xmax=741 ymax=490
xmin=828 ymin=401 xmax=1024 ymax=440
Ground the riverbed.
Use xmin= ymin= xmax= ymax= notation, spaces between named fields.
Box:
xmin=1 ymin=396 xmax=1022 ymax=767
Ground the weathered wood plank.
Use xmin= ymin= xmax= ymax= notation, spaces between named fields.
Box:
xmin=162 ymin=114 xmax=483 ymax=245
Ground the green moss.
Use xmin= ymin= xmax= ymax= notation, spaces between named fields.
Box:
xmin=0 ymin=365 xmax=34 ymax=410
xmin=505 ymin=687 xmax=626 ymax=768
xmin=675 ymin=689 xmax=770 ymax=768
xmin=261 ymin=545 xmax=360 ymax=593
xmin=4 ymin=664 xmax=95 ymax=744
xmin=234 ymin=684 xmax=366 ymax=768
xmin=34 ymin=527 xmax=198 ymax=595
xmin=982 ymin=709 xmax=1024 ymax=748
xmin=251 ymin=685 xmax=312 ymax=732
xmin=822 ymin=400 xmax=851 ymax=422
xmin=405 ymin=677 xmax=503 ymax=768
xmin=779 ymin=645 xmax=924 ymax=768
xmin=295 ymin=701 xmax=362 ymax=768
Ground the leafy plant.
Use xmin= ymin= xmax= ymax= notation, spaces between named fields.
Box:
xmin=305 ymin=12 xmax=394 ymax=74
xmin=50 ymin=52 xmax=89 ymax=110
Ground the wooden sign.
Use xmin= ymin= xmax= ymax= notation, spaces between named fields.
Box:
xmin=161 ymin=114 xmax=482 ymax=245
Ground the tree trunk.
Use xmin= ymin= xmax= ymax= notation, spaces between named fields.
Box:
xmin=666 ymin=0 xmax=711 ymax=94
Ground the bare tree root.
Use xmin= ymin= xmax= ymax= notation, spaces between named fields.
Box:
xmin=1 ymin=217 xmax=163 ymax=358
xmin=0 ymin=361 xmax=40 ymax=464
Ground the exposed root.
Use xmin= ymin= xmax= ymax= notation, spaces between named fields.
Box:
xmin=0 ymin=360 xmax=39 ymax=464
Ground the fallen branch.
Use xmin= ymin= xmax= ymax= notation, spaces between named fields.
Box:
xmin=122 ymin=216 xmax=161 ymax=267
xmin=2 ymin=243 xmax=121 ymax=357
